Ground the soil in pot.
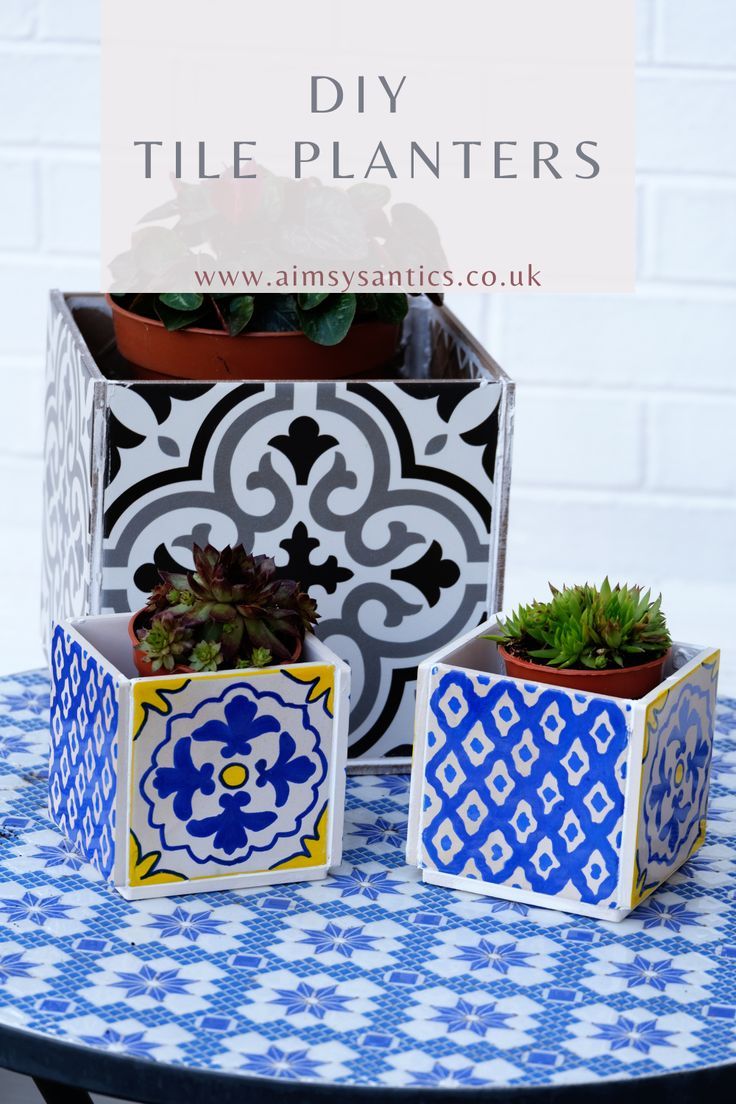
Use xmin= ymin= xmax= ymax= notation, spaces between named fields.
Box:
xmin=108 ymin=296 xmax=401 ymax=383
xmin=498 ymin=644 xmax=670 ymax=699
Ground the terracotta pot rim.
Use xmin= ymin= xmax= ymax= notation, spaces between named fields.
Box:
xmin=497 ymin=644 xmax=671 ymax=680
xmin=128 ymin=607 xmax=146 ymax=643
xmin=106 ymin=294 xmax=394 ymax=342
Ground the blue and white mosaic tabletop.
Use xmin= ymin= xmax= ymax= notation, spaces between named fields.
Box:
xmin=1 ymin=670 xmax=736 ymax=1091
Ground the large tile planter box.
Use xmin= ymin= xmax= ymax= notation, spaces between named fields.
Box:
xmin=41 ymin=293 xmax=514 ymax=768
xmin=407 ymin=618 xmax=720 ymax=920
xmin=49 ymin=614 xmax=349 ymax=899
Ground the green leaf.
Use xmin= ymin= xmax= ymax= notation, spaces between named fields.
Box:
xmin=356 ymin=293 xmax=378 ymax=313
xmin=227 ymin=295 xmax=255 ymax=336
xmin=375 ymin=293 xmax=409 ymax=324
xmin=158 ymin=293 xmax=204 ymax=311
xmin=297 ymin=292 xmax=329 ymax=311
xmin=297 ymin=294 xmax=357 ymax=346
xmin=154 ymin=301 xmax=207 ymax=332
xmin=252 ymin=294 xmax=300 ymax=332
xmin=482 ymin=579 xmax=671 ymax=673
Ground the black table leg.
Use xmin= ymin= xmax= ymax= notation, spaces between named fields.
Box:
xmin=33 ymin=1077 xmax=94 ymax=1104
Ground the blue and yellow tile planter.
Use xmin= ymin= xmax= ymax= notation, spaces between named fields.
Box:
xmin=49 ymin=614 xmax=349 ymax=899
xmin=407 ymin=618 xmax=719 ymax=921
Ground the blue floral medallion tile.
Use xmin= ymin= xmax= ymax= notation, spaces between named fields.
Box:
xmin=48 ymin=615 xmax=348 ymax=897
xmin=634 ymin=654 xmax=720 ymax=904
xmin=135 ymin=677 xmax=330 ymax=876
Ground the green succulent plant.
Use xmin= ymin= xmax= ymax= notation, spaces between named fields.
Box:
xmin=112 ymin=291 xmax=410 ymax=346
xmin=137 ymin=614 xmax=193 ymax=672
xmin=134 ymin=544 xmax=318 ymax=673
xmin=488 ymin=579 xmax=672 ymax=671
xmin=189 ymin=640 xmax=223 ymax=673
xmin=238 ymin=647 xmax=273 ymax=669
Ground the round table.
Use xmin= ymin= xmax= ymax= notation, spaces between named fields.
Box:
xmin=0 ymin=670 xmax=735 ymax=1104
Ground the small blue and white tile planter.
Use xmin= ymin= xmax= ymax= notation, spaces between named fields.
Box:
xmin=49 ymin=613 xmax=349 ymax=899
xmin=407 ymin=617 xmax=719 ymax=921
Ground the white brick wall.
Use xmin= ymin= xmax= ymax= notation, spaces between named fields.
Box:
xmin=657 ymin=0 xmax=736 ymax=67
xmin=38 ymin=0 xmax=101 ymax=42
xmin=42 ymin=155 xmax=100 ymax=253
xmin=0 ymin=158 xmax=37 ymax=248
xmin=647 ymin=184 xmax=736 ymax=283
xmin=636 ymin=72 xmax=736 ymax=176
xmin=512 ymin=390 xmax=645 ymax=490
xmin=0 ymin=1 xmax=36 ymax=40
xmin=0 ymin=0 xmax=734 ymax=704
xmin=647 ymin=395 xmax=736 ymax=495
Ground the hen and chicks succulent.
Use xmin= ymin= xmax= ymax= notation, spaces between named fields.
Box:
xmin=489 ymin=579 xmax=671 ymax=671
xmin=135 ymin=544 xmax=318 ymax=673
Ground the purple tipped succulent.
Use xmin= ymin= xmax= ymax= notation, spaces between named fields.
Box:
xmin=135 ymin=544 xmax=319 ymax=673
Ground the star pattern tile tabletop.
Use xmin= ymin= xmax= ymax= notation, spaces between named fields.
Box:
xmin=0 ymin=670 xmax=735 ymax=1090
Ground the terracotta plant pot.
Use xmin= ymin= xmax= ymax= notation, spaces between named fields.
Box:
xmin=107 ymin=296 xmax=400 ymax=382
xmin=498 ymin=644 xmax=671 ymax=700
xmin=128 ymin=609 xmax=193 ymax=679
